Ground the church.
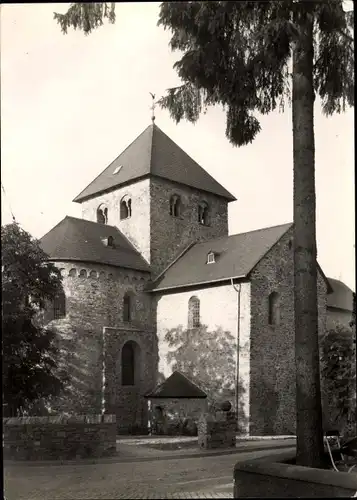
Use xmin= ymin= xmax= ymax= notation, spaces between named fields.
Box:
xmin=40 ymin=120 xmax=335 ymax=436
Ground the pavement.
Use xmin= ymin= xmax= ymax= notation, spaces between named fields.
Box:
xmin=4 ymin=437 xmax=296 ymax=499
xmin=4 ymin=436 xmax=296 ymax=466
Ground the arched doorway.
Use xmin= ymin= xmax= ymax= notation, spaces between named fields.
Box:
xmin=121 ymin=340 xmax=140 ymax=386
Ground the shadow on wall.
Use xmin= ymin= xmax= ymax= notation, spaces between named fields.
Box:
xmin=164 ymin=324 xmax=247 ymax=430
xmin=38 ymin=318 xmax=104 ymax=415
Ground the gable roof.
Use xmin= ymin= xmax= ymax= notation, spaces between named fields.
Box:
xmin=73 ymin=123 xmax=236 ymax=203
xmin=39 ymin=216 xmax=150 ymax=272
xmin=327 ymin=278 xmax=354 ymax=312
xmin=145 ymin=371 xmax=207 ymax=399
xmin=149 ymin=223 xmax=293 ymax=292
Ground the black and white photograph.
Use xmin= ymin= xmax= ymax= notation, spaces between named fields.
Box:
xmin=1 ymin=2 xmax=355 ymax=498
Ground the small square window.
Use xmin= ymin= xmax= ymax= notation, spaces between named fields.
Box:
xmin=207 ymin=252 xmax=215 ymax=264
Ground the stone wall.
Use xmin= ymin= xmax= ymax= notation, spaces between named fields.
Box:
xmin=150 ymin=177 xmax=229 ymax=278
xmin=42 ymin=262 xmax=158 ymax=430
xmin=198 ymin=411 xmax=237 ymax=449
xmin=47 ymin=261 xmax=153 ymax=329
xmin=104 ymin=326 xmax=158 ymax=432
xmin=3 ymin=415 xmax=116 ymax=461
xmin=155 ymin=282 xmax=251 ymax=432
xmin=79 ymin=176 xmax=231 ymax=279
xmin=80 ymin=178 xmax=151 ymax=264
xmin=148 ymin=397 xmax=208 ymax=434
xmin=249 ymin=227 xmax=328 ymax=436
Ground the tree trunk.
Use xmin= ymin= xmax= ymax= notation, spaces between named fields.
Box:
xmin=292 ymin=11 xmax=324 ymax=468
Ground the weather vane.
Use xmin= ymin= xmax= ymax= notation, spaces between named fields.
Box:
xmin=150 ymin=92 xmax=156 ymax=123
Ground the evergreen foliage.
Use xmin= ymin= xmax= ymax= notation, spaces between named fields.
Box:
xmin=54 ymin=3 xmax=115 ymax=35
xmin=2 ymin=222 xmax=67 ymax=416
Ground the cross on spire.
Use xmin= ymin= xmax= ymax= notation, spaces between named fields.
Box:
xmin=150 ymin=92 xmax=156 ymax=123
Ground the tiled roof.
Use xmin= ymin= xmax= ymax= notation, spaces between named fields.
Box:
xmin=39 ymin=216 xmax=150 ymax=272
xmin=327 ymin=278 xmax=354 ymax=312
xmin=145 ymin=371 xmax=207 ymax=399
xmin=73 ymin=124 xmax=236 ymax=203
xmin=149 ymin=223 xmax=293 ymax=292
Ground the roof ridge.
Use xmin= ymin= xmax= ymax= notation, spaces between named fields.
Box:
xmin=66 ymin=216 xmax=151 ymax=259
xmin=151 ymin=125 xmax=236 ymax=201
xmin=150 ymin=241 xmax=196 ymax=285
xmin=65 ymin=215 xmax=122 ymax=232
xmin=40 ymin=216 xmax=68 ymax=240
xmin=189 ymin=221 xmax=293 ymax=248
xmin=246 ymin=224 xmax=292 ymax=277
xmin=175 ymin=370 xmax=207 ymax=394
xmin=148 ymin=124 xmax=155 ymax=201
xmin=228 ymin=221 xmax=293 ymax=239
xmin=73 ymin=124 xmax=152 ymax=203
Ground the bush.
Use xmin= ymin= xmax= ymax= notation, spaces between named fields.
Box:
xmin=182 ymin=418 xmax=197 ymax=436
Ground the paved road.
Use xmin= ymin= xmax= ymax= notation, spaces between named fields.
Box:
xmin=4 ymin=446 xmax=294 ymax=499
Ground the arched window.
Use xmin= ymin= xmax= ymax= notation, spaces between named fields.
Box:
xmin=53 ymin=290 xmax=66 ymax=320
xmin=268 ymin=292 xmax=280 ymax=326
xmin=198 ymin=201 xmax=209 ymax=226
xmin=123 ymin=293 xmax=132 ymax=322
xmin=120 ymin=195 xmax=132 ymax=220
xmin=188 ymin=296 xmax=200 ymax=329
xmin=97 ymin=204 xmax=108 ymax=224
xmin=121 ymin=340 xmax=139 ymax=386
xmin=169 ymin=195 xmax=181 ymax=217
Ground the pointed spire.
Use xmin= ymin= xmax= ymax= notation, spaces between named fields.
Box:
xmin=150 ymin=92 xmax=156 ymax=123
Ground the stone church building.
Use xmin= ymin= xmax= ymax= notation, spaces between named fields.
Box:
xmin=40 ymin=122 xmax=333 ymax=436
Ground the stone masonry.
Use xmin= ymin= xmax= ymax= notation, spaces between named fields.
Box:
xmin=149 ymin=177 xmax=229 ymax=277
xmin=80 ymin=177 xmax=229 ymax=279
xmin=81 ymin=178 xmax=151 ymax=265
xmin=249 ymin=227 xmax=327 ymax=436
xmin=40 ymin=124 xmax=331 ymax=439
xmin=198 ymin=410 xmax=237 ymax=449
xmin=45 ymin=261 xmax=157 ymax=431
xmin=3 ymin=415 xmax=116 ymax=460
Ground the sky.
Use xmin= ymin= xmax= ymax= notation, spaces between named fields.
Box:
xmin=1 ymin=3 xmax=355 ymax=290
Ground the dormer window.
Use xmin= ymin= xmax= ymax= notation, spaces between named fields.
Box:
xmin=97 ymin=204 xmax=108 ymax=224
xmin=169 ymin=195 xmax=181 ymax=217
xmin=198 ymin=201 xmax=209 ymax=226
xmin=101 ymin=236 xmax=115 ymax=247
xmin=207 ymin=251 xmax=215 ymax=264
xmin=120 ymin=195 xmax=132 ymax=220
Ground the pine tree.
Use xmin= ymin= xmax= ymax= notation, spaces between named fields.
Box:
xmin=54 ymin=1 xmax=354 ymax=467
xmin=54 ymin=3 xmax=115 ymax=35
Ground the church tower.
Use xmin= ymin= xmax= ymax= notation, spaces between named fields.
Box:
xmin=73 ymin=123 xmax=236 ymax=278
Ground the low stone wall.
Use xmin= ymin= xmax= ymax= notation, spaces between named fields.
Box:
xmin=198 ymin=411 xmax=237 ymax=449
xmin=234 ymin=451 xmax=357 ymax=498
xmin=3 ymin=414 xmax=116 ymax=460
